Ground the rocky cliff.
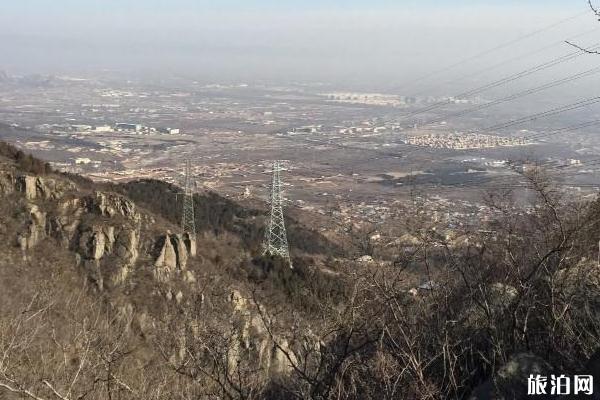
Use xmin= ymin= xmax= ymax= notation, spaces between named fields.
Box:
xmin=1 ymin=163 xmax=168 ymax=290
xmin=0 ymin=149 xmax=319 ymax=392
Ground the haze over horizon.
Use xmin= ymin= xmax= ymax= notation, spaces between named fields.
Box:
xmin=0 ymin=1 xmax=594 ymax=90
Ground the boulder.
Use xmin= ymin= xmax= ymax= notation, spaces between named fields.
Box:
xmin=184 ymin=270 xmax=197 ymax=284
xmin=153 ymin=232 xmax=194 ymax=280
xmin=469 ymin=353 xmax=556 ymax=400
xmin=270 ymin=339 xmax=297 ymax=376
xmin=173 ymin=234 xmax=189 ymax=270
xmin=230 ymin=290 xmax=249 ymax=313
xmin=56 ymin=197 xmax=83 ymax=215
xmin=227 ymin=290 xmax=298 ymax=377
xmin=154 ymin=234 xmax=178 ymax=271
xmin=78 ymin=225 xmax=115 ymax=260
xmin=357 ymin=255 xmax=374 ymax=263
xmin=74 ymin=223 xmax=141 ymax=287
xmin=114 ymin=228 xmax=139 ymax=265
xmin=86 ymin=191 xmax=139 ymax=220
xmin=554 ymin=260 xmax=600 ymax=298
xmin=17 ymin=204 xmax=47 ymax=253
xmin=47 ymin=198 xmax=85 ymax=246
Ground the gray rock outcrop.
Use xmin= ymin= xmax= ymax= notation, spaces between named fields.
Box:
xmin=228 ymin=290 xmax=298 ymax=377
xmin=86 ymin=191 xmax=139 ymax=220
xmin=114 ymin=228 xmax=139 ymax=266
xmin=2 ymin=167 xmax=143 ymax=288
xmin=154 ymin=232 xmax=196 ymax=281
xmin=3 ymin=166 xmax=202 ymax=290
xmin=79 ymin=225 xmax=115 ymax=260
xmin=469 ymin=353 xmax=556 ymax=399
xmin=17 ymin=203 xmax=47 ymax=256
xmin=15 ymin=174 xmax=74 ymax=200
xmin=0 ymin=169 xmax=74 ymax=200
xmin=554 ymin=259 xmax=600 ymax=298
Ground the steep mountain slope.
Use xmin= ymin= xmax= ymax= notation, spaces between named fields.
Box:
xmin=0 ymin=142 xmax=351 ymax=399
xmin=3 ymin=142 xmax=600 ymax=400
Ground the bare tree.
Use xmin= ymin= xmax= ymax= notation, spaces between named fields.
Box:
xmin=566 ymin=1 xmax=600 ymax=54
xmin=0 ymin=289 xmax=145 ymax=400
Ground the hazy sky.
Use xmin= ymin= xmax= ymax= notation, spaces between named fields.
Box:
xmin=0 ymin=1 xmax=596 ymax=89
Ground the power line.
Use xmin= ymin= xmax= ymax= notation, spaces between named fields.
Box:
xmin=399 ymin=10 xmax=590 ymax=92
xmin=397 ymin=42 xmax=600 ymax=123
xmin=276 ymin=95 xmax=600 ymax=176
xmin=464 ymin=96 xmax=600 ymax=135
xmin=409 ymin=26 xmax=600 ymax=98
xmin=421 ymin=65 xmax=600 ymax=127
xmin=366 ymin=97 xmax=600 ymax=162
xmin=520 ymin=119 xmax=600 ymax=141
xmin=278 ymin=117 xmax=600 ymax=195
xmin=396 ymin=118 xmax=600 ymax=188
xmin=270 ymin=23 xmax=600 ymax=196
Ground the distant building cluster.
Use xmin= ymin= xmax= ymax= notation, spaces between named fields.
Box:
xmin=338 ymin=126 xmax=390 ymax=135
xmin=402 ymin=133 xmax=529 ymax=149
xmin=323 ymin=92 xmax=411 ymax=107
xmin=287 ymin=122 xmax=401 ymax=136
xmin=38 ymin=123 xmax=181 ymax=135
xmin=289 ymin=125 xmax=322 ymax=134
xmin=323 ymin=92 xmax=479 ymax=108
xmin=112 ymin=123 xmax=180 ymax=135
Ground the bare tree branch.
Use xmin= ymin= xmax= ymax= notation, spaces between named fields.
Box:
xmin=42 ymin=380 xmax=70 ymax=400
xmin=565 ymin=40 xmax=600 ymax=54
xmin=564 ymin=1 xmax=600 ymax=53
xmin=589 ymin=0 xmax=600 ymax=18
xmin=0 ymin=381 xmax=48 ymax=400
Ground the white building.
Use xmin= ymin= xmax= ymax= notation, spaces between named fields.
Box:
xmin=115 ymin=123 xmax=142 ymax=132
xmin=93 ymin=125 xmax=112 ymax=132
xmin=159 ymin=127 xmax=180 ymax=135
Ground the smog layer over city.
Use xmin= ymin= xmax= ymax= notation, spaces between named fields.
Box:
xmin=2 ymin=1 xmax=600 ymax=399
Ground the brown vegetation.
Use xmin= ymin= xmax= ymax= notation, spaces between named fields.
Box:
xmin=1 ymin=144 xmax=600 ymax=399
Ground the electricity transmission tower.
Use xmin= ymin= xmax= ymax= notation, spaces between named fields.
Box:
xmin=263 ymin=160 xmax=292 ymax=268
xmin=181 ymin=159 xmax=196 ymax=237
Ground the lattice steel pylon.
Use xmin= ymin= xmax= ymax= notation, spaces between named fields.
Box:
xmin=181 ymin=159 xmax=196 ymax=236
xmin=263 ymin=161 xmax=292 ymax=268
